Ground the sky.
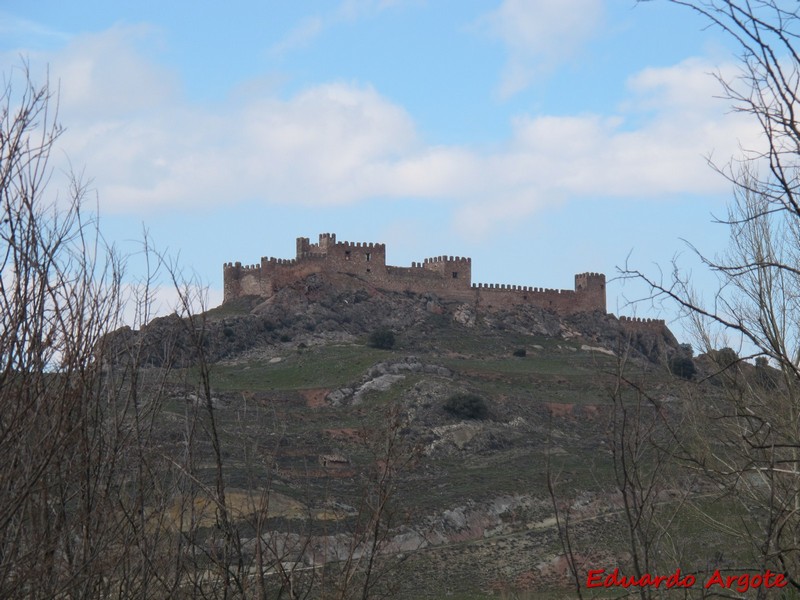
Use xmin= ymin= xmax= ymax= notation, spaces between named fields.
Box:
xmin=0 ymin=1 xmax=763 ymax=333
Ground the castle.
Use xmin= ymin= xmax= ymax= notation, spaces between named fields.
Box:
xmin=224 ymin=233 xmax=612 ymax=316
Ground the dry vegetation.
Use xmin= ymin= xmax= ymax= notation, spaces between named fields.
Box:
xmin=5 ymin=3 xmax=800 ymax=598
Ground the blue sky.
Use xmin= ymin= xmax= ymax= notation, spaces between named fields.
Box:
xmin=0 ymin=1 xmax=759 ymax=330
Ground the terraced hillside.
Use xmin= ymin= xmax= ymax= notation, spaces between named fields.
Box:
xmin=108 ymin=273 xmax=752 ymax=599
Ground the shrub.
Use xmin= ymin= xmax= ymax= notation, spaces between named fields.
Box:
xmin=368 ymin=328 xmax=395 ymax=350
xmin=443 ymin=393 xmax=488 ymax=420
xmin=279 ymin=334 xmax=292 ymax=343
xmin=669 ymin=355 xmax=696 ymax=380
xmin=716 ymin=347 xmax=739 ymax=368
xmin=512 ymin=348 xmax=526 ymax=357
xmin=755 ymin=356 xmax=778 ymax=389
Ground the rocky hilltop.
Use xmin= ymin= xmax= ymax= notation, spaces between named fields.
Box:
xmin=108 ymin=271 xmax=678 ymax=368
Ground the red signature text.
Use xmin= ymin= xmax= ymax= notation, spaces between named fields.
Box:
xmin=586 ymin=568 xmax=788 ymax=592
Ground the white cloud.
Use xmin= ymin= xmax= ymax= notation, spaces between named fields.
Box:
xmin=0 ymin=12 xmax=71 ymax=47
xmin=50 ymin=25 xmax=177 ymax=119
xmin=118 ymin=283 xmax=223 ymax=329
xmin=3 ymin=28 xmax=759 ymax=238
xmin=66 ymin=81 xmax=424 ymax=211
xmin=454 ymin=190 xmax=551 ymax=237
xmin=269 ymin=16 xmax=324 ymax=56
xmin=270 ymin=0 xmax=417 ymax=57
xmin=480 ymin=0 xmax=605 ymax=97
xmin=625 ymin=57 xmax=738 ymax=114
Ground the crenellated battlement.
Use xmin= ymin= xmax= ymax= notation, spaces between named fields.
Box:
xmin=619 ymin=316 xmax=661 ymax=323
xmin=423 ymin=255 xmax=471 ymax=264
xmin=224 ymin=261 xmax=262 ymax=272
xmin=619 ymin=316 xmax=666 ymax=326
xmin=618 ymin=315 xmax=667 ymax=334
xmin=265 ymin=257 xmax=298 ymax=266
xmin=471 ymin=283 xmax=569 ymax=293
xmin=335 ymin=241 xmax=385 ymax=250
xmin=223 ymin=232 xmax=607 ymax=315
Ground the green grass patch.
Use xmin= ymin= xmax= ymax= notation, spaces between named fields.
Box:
xmin=441 ymin=348 xmax=617 ymax=378
xmin=205 ymin=344 xmax=389 ymax=391
xmin=415 ymin=326 xmax=564 ymax=358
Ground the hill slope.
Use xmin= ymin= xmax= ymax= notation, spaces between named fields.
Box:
xmin=105 ymin=273 xmax=690 ymax=598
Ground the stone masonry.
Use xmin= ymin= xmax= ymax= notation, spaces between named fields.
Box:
xmin=222 ymin=233 xmax=633 ymax=318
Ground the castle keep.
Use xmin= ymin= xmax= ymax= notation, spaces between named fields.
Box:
xmin=224 ymin=233 xmax=607 ymax=315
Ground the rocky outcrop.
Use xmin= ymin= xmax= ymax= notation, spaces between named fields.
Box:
xmin=326 ymin=357 xmax=452 ymax=406
xmin=102 ymin=272 xmax=678 ymax=368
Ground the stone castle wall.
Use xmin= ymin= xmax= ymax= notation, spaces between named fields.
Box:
xmin=224 ymin=233 xmax=609 ymax=316
xmin=618 ymin=315 xmax=667 ymax=332
xmin=469 ymin=272 xmax=608 ymax=314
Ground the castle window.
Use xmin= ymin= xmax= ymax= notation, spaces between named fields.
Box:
xmin=452 ymin=271 xmax=458 ymax=279
xmin=366 ymin=268 xmax=371 ymax=273
xmin=345 ymin=250 xmax=351 ymax=261
xmin=365 ymin=252 xmax=371 ymax=262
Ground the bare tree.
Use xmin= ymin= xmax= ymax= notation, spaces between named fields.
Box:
xmin=330 ymin=403 xmax=419 ymax=600
xmin=0 ymin=63 xmax=177 ymax=598
xmin=0 ymin=61 xmax=420 ymax=600
xmin=0 ymin=63 xmax=215 ymax=599
xmin=628 ymin=0 xmax=800 ymax=591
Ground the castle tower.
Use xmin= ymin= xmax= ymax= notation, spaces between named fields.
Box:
xmin=422 ymin=255 xmax=472 ymax=289
xmin=223 ymin=262 xmax=243 ymax=302
xmin=574 ymin=272 xmax=606 ymax=313
xmin=296 ymin=236 xmax=311 ymax=257
xmin=318 ymin=232 xmax=336 ymax=252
